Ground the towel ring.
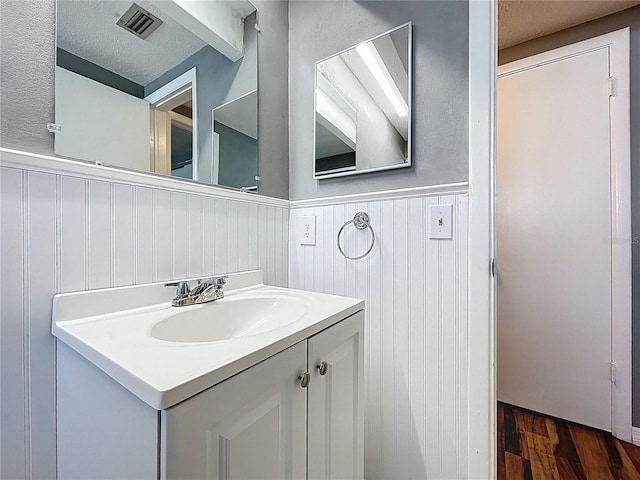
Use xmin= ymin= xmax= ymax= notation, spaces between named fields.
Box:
xmin=337 ymin=212 xmax=375 ymax=260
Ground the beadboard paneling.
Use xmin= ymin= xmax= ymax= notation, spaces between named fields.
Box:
xmin=26 ymin=172 xmax=58 ymax=479
xmin=289 ymin=191 xmax=469 ymax=479
xmin=0 ymin=163 xmax=288 ymax=480
xmin=1 ymin=168 xmax=27 ymax=479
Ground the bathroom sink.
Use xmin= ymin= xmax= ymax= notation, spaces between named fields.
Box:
xmin=52 ymin=270 xmax=364 ymax=408
xmin=150 ymin=295 xmax=308 ymax=343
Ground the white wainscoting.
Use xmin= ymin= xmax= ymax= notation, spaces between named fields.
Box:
xmin=289 ymin=188 xmax=469 ymax=479
xmin=0 ymin=157 xmax=288 ymax=479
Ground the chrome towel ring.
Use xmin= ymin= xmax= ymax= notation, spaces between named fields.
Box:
xmin=337 ymin=212 xmax=375 ymax=260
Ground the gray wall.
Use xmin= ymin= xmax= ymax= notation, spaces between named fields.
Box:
xmin=499 ymin=6 xmax=640 ymax=426
xmin=0 ymin=0 xmax=289 ymax=199
xmin=288 ymin=0 xmax=469 ymax=201
xmin=0 ymin=0 xmax=56 ymax=155
xmin=255 ymin=0 xmax=289 ymax=199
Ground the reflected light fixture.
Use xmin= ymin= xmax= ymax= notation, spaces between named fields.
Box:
xmin=355 ymin=42 xmax=408 ymax=118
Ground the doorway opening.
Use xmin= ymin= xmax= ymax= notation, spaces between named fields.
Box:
xmin=496 ymin=3 xmax=635 ymax=477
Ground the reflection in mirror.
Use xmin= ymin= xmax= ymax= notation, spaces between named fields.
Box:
xmin=145 ymin=67 xmax=198 ymax=179
xmin=314 ymin=23 xmax=411 ymax=179
xmin=170 ymin=104 xmax=194 ymax=179
xmin=213 ymin=89 xmax=257 ymax=191
xmin=55 ymin=0 xmax=258 ymax=191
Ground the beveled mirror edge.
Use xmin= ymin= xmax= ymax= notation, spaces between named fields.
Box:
xmin=52 ymin=0 xmax=273 ymax=199
xmin=312 ymin=21 xmax=413 ymax=181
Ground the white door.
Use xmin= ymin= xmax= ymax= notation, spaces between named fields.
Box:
xmin=307 ymin=311 xmax=364 ymax=480
xmin=162 ymin=341 xmax=307 ymax=480
xmin=497 ymin=44 xmax=613 ymax=430
xmin=55 ymin=67 xmax=150 ymax=171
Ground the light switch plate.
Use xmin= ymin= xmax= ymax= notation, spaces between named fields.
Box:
xmin=429 ymin=204 xmax=453 ymax=239
xmin=298 ymin=215 xmax=316 ymax=245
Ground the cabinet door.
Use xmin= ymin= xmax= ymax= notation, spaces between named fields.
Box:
xmin=162 ymin=341 xmax=307 ymax=480
xmin=307 ymin=311 xmax=364 ymax=480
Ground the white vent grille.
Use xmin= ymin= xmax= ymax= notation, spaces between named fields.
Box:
xmin=116 ymin=4 xmax=163 ymax=40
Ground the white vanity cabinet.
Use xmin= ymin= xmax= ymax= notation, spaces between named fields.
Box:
xmin=162 ymin=310 xmax=364 ymax=480
xmin=56 ymin=309 xmax=364 ymax=480
xmin=307 ymin=312 xmax=364 ymax=480
xmin=162 ymin=340 xmax=308 ymax=479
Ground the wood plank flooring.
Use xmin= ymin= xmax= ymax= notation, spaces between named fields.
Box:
xmin=498 ymin=402 xmax=640 ymax=480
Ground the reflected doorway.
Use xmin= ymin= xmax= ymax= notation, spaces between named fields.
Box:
xmin=145 ymin=67 xmax=198 ymax=181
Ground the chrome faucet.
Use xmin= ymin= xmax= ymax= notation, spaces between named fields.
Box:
xmin=165 ymin=276 xmax=228 ymax=307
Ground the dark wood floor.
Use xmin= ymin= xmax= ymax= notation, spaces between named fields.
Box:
xmin=498 ymin=402 xmax=640 ymax=479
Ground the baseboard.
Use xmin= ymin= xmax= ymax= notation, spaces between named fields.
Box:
xmin=632 ymin=427 xmax=640 ymax=446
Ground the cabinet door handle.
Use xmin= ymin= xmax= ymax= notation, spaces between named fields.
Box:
xmin=316 ymin=361 xmax=328 ymax=376
xmin=298 ymin=372 xmax=310 ymax=388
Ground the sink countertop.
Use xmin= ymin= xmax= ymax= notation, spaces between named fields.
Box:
xmin=52 ymin=271 xmax=364 ymax=409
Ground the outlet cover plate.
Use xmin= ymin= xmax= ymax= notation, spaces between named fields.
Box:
xmin=298 ymin=215 xmax=316 ymax=245
xmin=429 ymin=204 xmax=453 ymax=239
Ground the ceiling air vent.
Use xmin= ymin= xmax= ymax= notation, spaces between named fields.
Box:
xmin=116 ymin=4 xmax=163 ymax=40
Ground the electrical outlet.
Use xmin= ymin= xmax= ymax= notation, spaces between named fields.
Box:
xmin=429 ymin=204 xmax=453 ymax=239
xmin=298 ymin=215 xmax=316 ymax=245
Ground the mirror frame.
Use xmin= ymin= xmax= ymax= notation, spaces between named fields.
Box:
xmin=312 ymin=22 xmax=413 ymax=180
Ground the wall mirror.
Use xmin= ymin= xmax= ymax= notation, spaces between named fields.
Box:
xmin=55 ymin=0 xmax=259 ymax=191
xmin=213 ymin=89 xmax=257 ymax=190
xmin=314 ymin=23 xmax=412 ymax=179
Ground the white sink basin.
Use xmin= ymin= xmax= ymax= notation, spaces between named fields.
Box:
xmin=150 ymin=296 xmax=308 ymax=343
xmin=52 ymin=270 xmax=364 ymax=409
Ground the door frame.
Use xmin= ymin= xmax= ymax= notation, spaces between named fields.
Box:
xmin=468 ymin=1 xmax=497 ymax=477
xmin=497 ymin=28 xmax=632 ymax=441
xmin=145 ymin=67 xmax=198 ymax=181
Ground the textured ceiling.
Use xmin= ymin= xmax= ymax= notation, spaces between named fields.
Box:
xmin=57 ymin=0 xmax=206 ymax=86
xmin=498 ymin=0 xmax=640 ymax=50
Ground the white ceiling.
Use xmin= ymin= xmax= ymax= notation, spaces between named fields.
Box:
xmin=57 ymin=0 xmax=206 ymax=86
xmin=498 ymin=0 xmax=640 ymax=50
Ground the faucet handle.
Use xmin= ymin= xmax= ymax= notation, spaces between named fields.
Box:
xmin=165 ymin=281 xmax=190 ymax=297
xmin=213 ymin=276 xmax=228 ymax=287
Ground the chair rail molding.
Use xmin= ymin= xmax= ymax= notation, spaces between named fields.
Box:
xmin=0 ymin=148 xmax=288 ymax=208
